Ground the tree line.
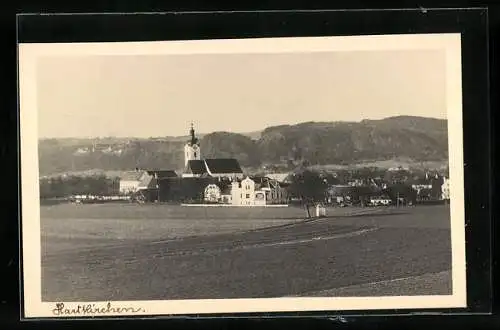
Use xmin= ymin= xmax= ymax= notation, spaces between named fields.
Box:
xmin=40 ymin=175 xmax=119 ymax=199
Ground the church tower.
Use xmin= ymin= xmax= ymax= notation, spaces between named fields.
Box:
xmin=184 ymin=122 xmax=201 ymax=167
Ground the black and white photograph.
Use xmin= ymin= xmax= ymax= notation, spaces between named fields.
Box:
xmin=19 ymin=33 xmax=466 ymax=317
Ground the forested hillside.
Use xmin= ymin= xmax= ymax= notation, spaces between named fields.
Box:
xmin=38 ymin=116 xmax=448 ymax=176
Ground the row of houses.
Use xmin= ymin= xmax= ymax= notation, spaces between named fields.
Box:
xmin=117 ymin=167 xmax=450 ymax=206
xmin=115 ymin=124 xmax=451 ymax=206
xmin=118 ymin=169 xmax=289 ymax=205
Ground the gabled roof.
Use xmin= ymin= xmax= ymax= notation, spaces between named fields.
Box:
xmin=249 ymin=176 xmax=268 ymax=184
xmin=146 ymin=170 xmax=178 ymax=179
xmin=185 ymin=160 xmax=208 ymax=175
xmin=120 ymin=171 xmax=145 ymax=181
xmin=204 ymin=158 xmax=243 ymax=174
xmin=265 ymin=173 xmax=291 ymax=183
xmin=138 ymin=175 xmax=157 ymax=190
xmin=409 ymin=177 xmax=433 ymax=185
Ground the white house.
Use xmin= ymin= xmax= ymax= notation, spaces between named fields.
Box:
xmin=203 ymin=176 xmax=287 ymax=206
xmin=235 ymin=176 xmax=257 ymax=205
xmin=411 ymin=183 xmax=433 ymax=194
xmin=369 ymin=197 xmax=392 ymax=206
xmin=119 ymin=171 xmax=144 ymax=194
xmin=119 ymin=170 xmax=155 ymax=195
xmin=441 ymin=177 xmax=450 ymax=200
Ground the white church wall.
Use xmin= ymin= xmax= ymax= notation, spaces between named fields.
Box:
xmin=184 ymin=143 xmax=201 ymax=167
xmin=209 ymin=172 xmax=244 ymax=180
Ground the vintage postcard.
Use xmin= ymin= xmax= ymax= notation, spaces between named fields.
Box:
xmin=18 ymin=33 xmax=466 ymax=318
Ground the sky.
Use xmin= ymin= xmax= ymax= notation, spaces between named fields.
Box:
xmin=37 ymin=50 xmax=446 ymax=138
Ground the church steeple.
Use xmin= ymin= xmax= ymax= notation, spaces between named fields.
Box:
xmin=189 ymin=122 xmax=198 ymax=145
xmin=184 ymin=122 xmax=201 ymax=167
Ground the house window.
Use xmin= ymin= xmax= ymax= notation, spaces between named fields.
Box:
xmin=246 ymin=194 xmax=250 ymax=198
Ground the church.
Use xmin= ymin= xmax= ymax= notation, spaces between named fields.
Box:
xmin=182 ymin=123 xmax=245 ymax=180
xmin=120 ymin=123 xmax=287 ymax=205
xmin=180 ymin=124 xmax=287 ymax=205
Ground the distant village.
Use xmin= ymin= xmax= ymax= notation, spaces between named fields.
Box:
xmin=41 ymin=124 xmax=451 ymax=207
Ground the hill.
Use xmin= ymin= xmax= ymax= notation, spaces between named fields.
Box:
xmin=38 ymin=116 xmax=448 ymax=176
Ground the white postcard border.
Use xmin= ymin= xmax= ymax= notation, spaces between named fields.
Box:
xmin=18 ymin=33 xmax=466 ymax=318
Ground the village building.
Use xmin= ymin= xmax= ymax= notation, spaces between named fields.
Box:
xmin=119 ymin=170 xmax=149 ymax=194
xmin=411 ymin=178 xmax=433 ymax=194
xmin=181 ymin=124 xmax=244 ymax=180
xmin=119 ymin=169 xmax=178 ymax=200
xmin=118 ymin=124 xmax=286 ymax=205
xmin=119 ymin=170 xmax=156 ymax=194
xmin=183 ymin=159 xmax=244 ymax=179
xmin=441 ymin=177 xmax=450 ymax=200
xmin=326 ymin=184 xmax=354 ymax=205
xmin=265 ymin=173 xmax=293 ymax=184
xmin=202 ymin=176 xmax=288 ymax=206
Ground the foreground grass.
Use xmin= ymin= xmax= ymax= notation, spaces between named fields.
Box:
xmin=42 ymin=218 xmax=452 ymax=301
xmin=41 ymin=204 xmax=450 ymax=256
xmin=293 ymin=270 xmax=452 ymax=297
xmin=41 ymin=204 xmax=307 ymax=254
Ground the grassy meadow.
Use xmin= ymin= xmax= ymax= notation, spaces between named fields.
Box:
xmin=40 ymin=203 xmax=450 ymax=255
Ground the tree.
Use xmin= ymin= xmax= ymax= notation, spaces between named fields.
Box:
xmin=384 ymin=184 xmax=417 ymax=205
xmin=351 ymin=185 xmax=379 ymax=207
xmin=288 ymin=170 xmax=328 ymax=218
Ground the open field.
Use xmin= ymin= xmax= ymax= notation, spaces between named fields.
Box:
xmin=40 ymin=204 xmax=452 ymax=301
xmin=41 ymin=204 xmax=310 ymax=254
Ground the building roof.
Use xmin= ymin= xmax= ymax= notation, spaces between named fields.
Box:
xmin=120 ymin=171 xmax=145 ymax=181
xmin=408 ymin=176 xmax=431 ymax=185
xmin=249 ymin=176 xmax=268 ymax=184
xmin=265 ymin=173 xmax=291 ymax=183
xmin=138 ymin=174 xmax=157 ymax=190
xmin=204 ymin=158 xmax=243 ymax=174
xmin=185 ymin=160 xmax=208 ymax=175
xmin=146 ymin=170 xmax=178 ymax=179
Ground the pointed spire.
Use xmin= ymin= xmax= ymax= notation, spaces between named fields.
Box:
xmin=189 ymin=122 xmax=198 ymax=145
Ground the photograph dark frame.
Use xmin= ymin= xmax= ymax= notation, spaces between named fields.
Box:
xmin=15 ymin=8 xmax=491 ymax=322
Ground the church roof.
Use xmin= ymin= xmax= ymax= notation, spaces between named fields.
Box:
xmin=205 ymin=158 xmax=243 ymax=174
xmin=185 ymin=160 xmax=208 ymax=175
